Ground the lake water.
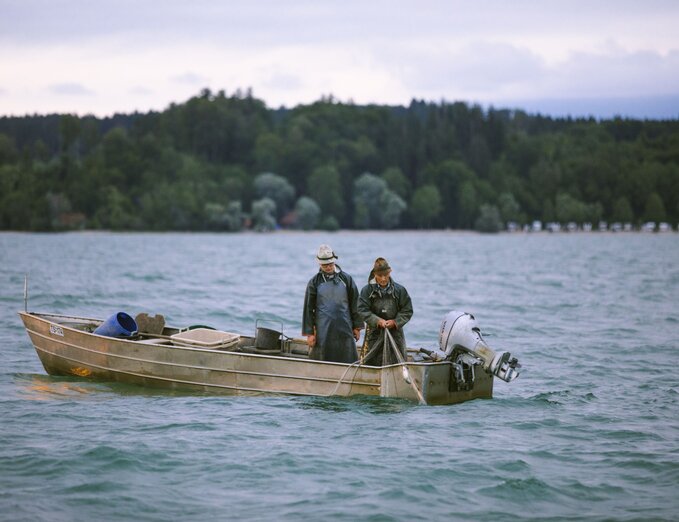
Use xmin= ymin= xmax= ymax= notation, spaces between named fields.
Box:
xmin=1 ymin=231 xmax=677 ymax=521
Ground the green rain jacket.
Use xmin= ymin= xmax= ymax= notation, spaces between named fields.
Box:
xmin=358 ymin=279 xmax=413 ymax=365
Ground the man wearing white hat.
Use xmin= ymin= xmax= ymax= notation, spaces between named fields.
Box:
xmin=302 ymin=244 xmax=362 ymax=363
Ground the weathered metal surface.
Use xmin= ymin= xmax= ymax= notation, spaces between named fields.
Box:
xmin=19 ymin=312 xmax=493 ymax=405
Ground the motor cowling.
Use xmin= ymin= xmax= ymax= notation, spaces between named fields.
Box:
xmin=438 ymin=311 xmax=520 ymax=383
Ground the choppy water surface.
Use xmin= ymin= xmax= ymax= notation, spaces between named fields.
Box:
xmin=1 ymin=231 xmax=677 ymax=521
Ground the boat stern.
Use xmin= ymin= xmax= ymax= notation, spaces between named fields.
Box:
xmin=380 ymin=362 xmax=493 ymax=405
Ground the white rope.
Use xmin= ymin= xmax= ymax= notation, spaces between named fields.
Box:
xmin=328 ymin=341 xmax=382 ymax=396
xmin=385 ymin=328 xmax=426 ymax=405
xmin=327 ymin=329 xmax=427 ymax=405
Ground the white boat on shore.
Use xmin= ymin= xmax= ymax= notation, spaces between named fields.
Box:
xmin=19 ymin=309 xmax=520 ymax=406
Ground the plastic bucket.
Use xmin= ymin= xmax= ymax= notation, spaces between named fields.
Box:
xmin=93 ymin=312 xmax=138 ymax=337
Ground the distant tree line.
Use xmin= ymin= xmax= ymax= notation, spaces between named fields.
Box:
xmin=1 ymin=88 xmax=678 ymax=232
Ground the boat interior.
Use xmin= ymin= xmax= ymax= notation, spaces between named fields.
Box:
xmin=37 ymin=312 xmax=329 ymax=360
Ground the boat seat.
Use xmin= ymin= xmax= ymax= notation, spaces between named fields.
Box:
xmin=135 ymin=313 xmax=166 ymax=335
xmin=170 ymin=328 xmax=240 ymax=349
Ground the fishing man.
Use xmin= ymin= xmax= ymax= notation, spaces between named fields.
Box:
xmin=302 ymin=244 xmax=362 ymax=363
xmin=358 ymin=257 xmax=413 ymax=366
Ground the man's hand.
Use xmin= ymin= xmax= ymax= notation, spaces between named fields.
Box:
xmin=385 ymin=320 xmax=397 ymax=329
xmin=377 ymin=318 xmax=387 ymax=329
xmin=306 ymin=334 xmax=316 ymax=347
xmin=353 ymin=328 xmax=361 ymax=341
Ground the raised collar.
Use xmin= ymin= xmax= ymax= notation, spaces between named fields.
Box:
xmin=369 ymin=278 xmax=395 ymax=297
xmin=320 ymin=265 xmax=341 ymax=283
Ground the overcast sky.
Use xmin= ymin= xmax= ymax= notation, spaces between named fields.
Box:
xmin=1 ymin=0 xmax=678 ymax=119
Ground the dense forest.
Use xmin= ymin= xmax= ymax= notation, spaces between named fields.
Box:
xmin=1 ymin=88 xmax=678 ymax=232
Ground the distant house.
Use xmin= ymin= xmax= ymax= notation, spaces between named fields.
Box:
xmin=279 ymin=211 xmax=297 ymax=228
xmin=56 ymin=212 xmax=86 ymax=230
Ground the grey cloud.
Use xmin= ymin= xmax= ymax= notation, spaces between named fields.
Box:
xmin=548 ymin=48 xmax=679 ymax=97
xmin=263 ymin=73 xmax=302 ymax=91
xmin=129 ymin=86 xmax=153 ymax=95
xmin=0 ymin=0 xmax=325 ymax=46
xmin=171 ymin=73 xmax=209 ymax=85
xmin=49 ymin=83 xmax=94 ymax=96
xmin=391 ymin=41 xmax=679 ymax=105
xmin=496 ymin=95 xmax=679 ymax=120
xmin=489 ymin=46 xmax=679 ymax=118
xmin=2 ymin=0 xmax=678 ymax=49
xmin=4 ymin=0 xmax=679 ymax=118
xmin=398 ymin=42 xmax=546 ymax=94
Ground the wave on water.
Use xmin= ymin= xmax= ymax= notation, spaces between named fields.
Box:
xmin=121 ymin=272 xmax=170 ymax=283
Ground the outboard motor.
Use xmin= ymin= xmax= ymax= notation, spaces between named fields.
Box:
xmin=438 ymin=311 xmax=521 ymax=383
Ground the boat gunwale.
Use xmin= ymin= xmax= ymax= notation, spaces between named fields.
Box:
xmin=22 ymin=311 xmax=105 ymax=324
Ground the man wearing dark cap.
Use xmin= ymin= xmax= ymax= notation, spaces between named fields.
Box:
xmin=358 ymin=257 xmax=413 ymax=366
xmin=302 ymin=244 xmax=362 ymax=363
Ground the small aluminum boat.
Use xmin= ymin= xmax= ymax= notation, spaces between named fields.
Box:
xmin=19 ymin=310 xmax=520 ymax=405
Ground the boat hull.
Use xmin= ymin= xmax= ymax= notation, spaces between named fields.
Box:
xmin=19 ymin=312 xmax=493 ymax=405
